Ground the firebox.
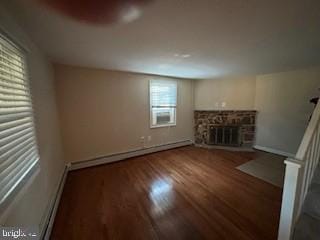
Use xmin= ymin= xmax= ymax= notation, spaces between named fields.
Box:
xmin=207 ymin=125 xmax=241 ymax=146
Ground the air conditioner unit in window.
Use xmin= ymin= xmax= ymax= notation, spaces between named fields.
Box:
xmin=156 ymin=112 xmax=171 ymax=124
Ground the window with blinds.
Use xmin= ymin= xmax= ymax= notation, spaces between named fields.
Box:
xmin=150 ymin=79 xmax=177 ymax=128
xmin=0 ymin=34 xmax=39 ymax=209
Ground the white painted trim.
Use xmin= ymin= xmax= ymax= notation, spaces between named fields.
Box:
xmin=278 ymin=158 xmax=302 ymax=240
xmin=296 ymin=102 xmax=320 ymax=159
xmin=149 ymin=79 xmax=178 ymax=129
xmin=69 ymin=140 xmax=192 ymax=171
xmin=0 ymin=26 xmax=30 ymax=53
xmin=254 ymin=145 xmax=295 ymax=158
xmin=194 ymin=109 xmax=257 ymax=112
xmin=150 ymin=122 xmax=177 ymax=129
xmin=284 ymin=158 xmax=304 ymax=167
xmin=41 ymin=166 xmax=68 ymax=240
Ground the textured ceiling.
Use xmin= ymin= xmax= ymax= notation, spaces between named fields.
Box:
xmin=3 ymin=0 xmax=320 ymax=79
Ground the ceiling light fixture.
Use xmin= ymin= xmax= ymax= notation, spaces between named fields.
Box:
xmin=120 ymin=5 xmax=142 ymax=23
xmin=174 ymin=53 xmax=191 ymax=58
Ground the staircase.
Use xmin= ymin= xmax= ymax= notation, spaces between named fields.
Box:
xmin=278 ymin=101 xmax=320 ymax=240
xmin=293 ymin=164 xmax=320 ymax=239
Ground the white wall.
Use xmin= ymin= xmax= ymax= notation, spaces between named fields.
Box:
xmin=54 ymin=64 xmax=194 ymax=163
xmin=255 ymin=67 xmax=320 ymax=156
xmin=0 ymin=3 xmax=65 ymax=233
xmin=194 ymin=76 xmax=256 ymax=110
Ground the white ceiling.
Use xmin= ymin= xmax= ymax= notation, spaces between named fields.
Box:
xmin=4 ymin=0 xmax=320 ymax=79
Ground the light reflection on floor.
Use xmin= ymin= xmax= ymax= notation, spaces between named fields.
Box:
xmin=149 ymin=178 xmax=174 ymax=217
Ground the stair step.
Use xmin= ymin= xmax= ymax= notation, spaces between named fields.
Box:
xmin=302 ymin=183 xmax=320 ymax=219
xmin=293 ymin=213 xmax=320 ymax=240
xmin=312 ymin=165 xmax=320 ymax=184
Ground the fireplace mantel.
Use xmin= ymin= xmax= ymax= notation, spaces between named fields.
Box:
xmin=194 ymin=110 xmax=257 ymax=147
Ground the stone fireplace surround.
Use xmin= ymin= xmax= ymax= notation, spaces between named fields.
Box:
xmin=194 ymin=110 xmax=257 ymax=148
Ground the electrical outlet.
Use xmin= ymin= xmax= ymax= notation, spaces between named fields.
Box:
xmin=147 ymin=136 xmax=152 ymax=142
xmin=140 ymin=136 xmax=145 ymax=143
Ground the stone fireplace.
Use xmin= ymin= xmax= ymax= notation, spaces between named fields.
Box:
xmin=194 ymin=110 xmax=257 ymax=147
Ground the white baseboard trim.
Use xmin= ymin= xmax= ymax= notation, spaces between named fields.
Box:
xmin=254 ymin=145 xmax=295 ymax=158
xmin=41 ymin=166 xmax=68 ymax=240
xmin=69 ymin=140 xmax=193 ymax=171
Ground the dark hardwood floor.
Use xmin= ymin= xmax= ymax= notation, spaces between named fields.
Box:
xmin=51 ymin=146 xmax=282 ymax=240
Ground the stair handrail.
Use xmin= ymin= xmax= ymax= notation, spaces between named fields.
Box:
xmin=296 ymin=101 xmax=320 ymax=160
xmin=278 ymin=101 xmax=320 ymax=240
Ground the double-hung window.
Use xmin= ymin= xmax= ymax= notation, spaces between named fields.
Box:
xmin=150 ymin=79 xmax=177 ymax=128
xmin=0 ymin=34 xmax=39 ymax=209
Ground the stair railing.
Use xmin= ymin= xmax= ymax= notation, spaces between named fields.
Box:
xmin=278 ymin=101 xmax=320 ymax=240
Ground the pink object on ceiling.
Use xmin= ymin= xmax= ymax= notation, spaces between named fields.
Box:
xmin=37 ymin=0 xmax=152 ymax=24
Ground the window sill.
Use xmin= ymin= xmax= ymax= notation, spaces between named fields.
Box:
xmin=150 ymin=123 xmax=176 ymax=129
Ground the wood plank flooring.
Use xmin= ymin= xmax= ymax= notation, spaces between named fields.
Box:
xmin=51 ymin=146 xmax=282 ymax=240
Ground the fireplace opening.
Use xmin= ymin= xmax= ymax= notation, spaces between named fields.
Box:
xmin=208 ymin=125 xmax=241 ymax=146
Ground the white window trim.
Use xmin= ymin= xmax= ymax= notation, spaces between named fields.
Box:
xmin=0 ymin=26 xmax=30 ymax=53
xmin=149 ymin=79 xmax=178 ymax=129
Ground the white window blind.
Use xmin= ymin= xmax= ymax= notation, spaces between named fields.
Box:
xmin=0 ymin=34 xmax=39 ymax=209
xmin=150 ymin=80 xmax=177 ymax=127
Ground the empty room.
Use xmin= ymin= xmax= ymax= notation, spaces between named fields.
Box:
xmin=0 ymin=0 xmax=320 ymax=239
